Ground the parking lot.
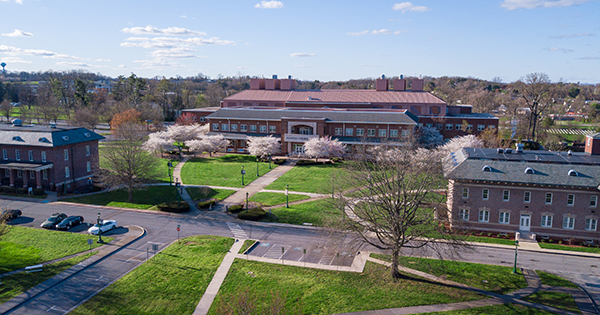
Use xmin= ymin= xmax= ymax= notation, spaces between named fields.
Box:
xmin=246 ymin=241 xmax=356 ymax=267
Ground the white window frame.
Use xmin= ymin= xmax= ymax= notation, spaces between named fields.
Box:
xmin=502 ymin=190 xmax=510 ymax=201
xmin=41 ymin=151 xmax=47 ymax=162
xmin=390 ymin=129 xmax=398 ymax=137
xmin=541 ymin=215 xmax=553 ymax=227
xmin=477 ymin=125 xmax=485 ymax=131
xmin=65 ymin=166 xmax=70 ymax=178
xmin=42 ymin=169 xmax=48 ymax=180
xmin=401 ymin=129 xmax=410 ymax=138
xmin=379 ymin=129 xmax=387 ymax=137
xmin=482 ymin=188 xmax=489 ymax=200
xmin=2 ymin=149 xmax=7 ymax=160
xmin=249 ymin=125 xmax=257 ymax=132
xmin=15 ymin=150 xmax=20 ymax=161
xmin=367 ymin=129 xmax=376 ymax=137
xmin=17 ymin=169 xmax=22 ymax=178
xmin=499 ymin=212 xmax=510 ymax=224
xmin=269 ymin=125 xmax=276 ymax=133
xmin=563 ymin=216 xmax=575 ymax=229
xmin=222 ymin=124 xmax=229 ymax=131
xmin=462 ymin=187 xmax=469 ymax=199
xmin=459 ymin=209 xmax=469 ymax=221
xmin=231 ymin=124 xmax=238 ymax=132
xmin=345 ymin=128 xmax=353 ymax=136
xmin=545 ymin=193 xmax=553 ymax=204
xmin=585 ymin=218 xmax=597 ymax=231
xmin=28 ymin=150 xmax=33 ymax=161
xmin=455 ymin=124 xmax=461 ymax=130
xmin=591 ymin=196 xmax=598 ymax=207
xmin=335 ymin=128 xmax=343 ymax=136
xmin=478 ymin=210 xmax=489 ymax=222
xmin=446 ymin=124 xmax=453 ymax=130
xmin=86 ymin=145 xmax=90 ymax=156
xmin=259 ymin=125 xmax=267 ymax=133
xmin=87 ymin=161 xmax=91 ymax=172
xmin=240 ymin=125 xmax=247 ymax=132
xmin=567 ymin=194 xmax=575 ymax=206
xmin=356 ymin=128 xmax=364 ymax=136
xmin=64 ymin=149 xmax=69 ymax=161
xmin=212 ymin=123 xmax=219 ymax=131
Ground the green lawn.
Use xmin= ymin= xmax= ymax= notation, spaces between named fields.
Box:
xmin=538 ymin=243 xmax=600 ymax=253
xmin=0 ymin=253 xmax=93 ymax=304
xmin=536 ymin=271 xmax=579 ymax=289
xmin=422 ymin=303 xmax=555 ymax=314
xmin=209 ymin=260 xmax=482 ymax=315
xmin=249 ymin=192 xmax=311 ymax=206
xmin=181 ymin=155 xmax=275 ymax=188
xmin=371 ymin=254 xmax=528 ymax=294
xmin=465 ymin=235 xmax=516 ymax=246
xmin=185 ymin=187 xmax=236 ymax=201
xmin=265 ymin=198 xmax=342 ymax=226
xmin=0 ymin=226 xmax=111 ymax=274
xmin=265 ymin=163 xmax=349 ymax=194
xmin=70 ymin=235 xmax=234 ymax=315
xmin=522 ymin=291 xmax=582 ymax=314
xmin=239 ymin=240 xmax=257 ymax=254
xmin=64 ymin=185 xmax=181 ymax=210
xmin=99 ymin=145 xmax=178 ymax=184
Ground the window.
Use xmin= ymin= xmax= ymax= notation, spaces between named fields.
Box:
xmin=4 ymin=169 xmax=8 ymax=177
xmin=212 ymin=123 xmax=219 ymax=131
xmin=499 ymin=212 xmax=510 ymax=224
xmin=345 ymin=128 xmax=353 ymax=136
xmin=541 ymin=215 xmax=553 ymax=227
xmin=446 ymin=124 xmax=453 ymax=130
xmin=482 ymin=165 xmax=492 ymax=172
xmin=64 ymin=149 xmax=68 ymax=161
xmin=478 ymin=210 xmax=489 ymax=222
xmin=462 ymin=187 xmax=469 ymax=198
xmin=269 ymin=126 xmax=276 ymax=133
xmin=379 ymin=129 xmax=387 ymax=137
xmin=231 ymin=124 xmax=238 ymax=131
xmin=568 ymin=170 xmax=578 ymax=177
xmin=2 ymin=149 xmax=6 ymax=160
xmin=390 ymin=129 xmax=398 ymax=137
xmin=455 ymin=124 xmax=462 ymax=130
xmin=29 ymin=170 xmax=34 ymax=179
xmin=482 ymin=189 xmax=489 ymax=200
xmin=524 ymin=191 xmax=531 ymax=203
xmin=335 ymin=128 xmax=343 ymax=136
xmin=28 ymin=150 xmax=33 ymax=161
xmin=87 ymin=161 xmax=91 ymax=172
xmin=545 ymin=193 xmax=553 ymax=204
xmin=250 ymin=125 xmax=257 ymax=132
xmin=426 ymin=123 xmax=434 ymax=128
xmin=241 ymin=125 xmax=247 ymax=132
xmin=42 ymin=169 xmax=48 ymax=180
xmin=459 ymin=209 xmax=469 ymax=221
xmin=259 ymin=125 xmax=267 ymax=133
xmin=477 ymin=125 xmax=485 ymax=131
xmin=503 ymin=190 xmax=510 ymax=201
xmin=41 ymin=151 xmax=46 ymax=162
xmin=356 ymin=128 xmax=364 ymax=136
xmin=563 ymin=216 xmax=575 ymax=229
xmin=401 ymin=130 xmax=410 ymax=138
xmin=567 ymin=194 xmax=575 ymax=206
xmin=15 ymin=150 xmax=20 ymax=161
xmin=222 ymin=124 xmax=229 ymax=131
xmin=488 ymin=125 xmax=496 ymax=130
xmin=591 ymin=196 xmax=598 ymax=207
xmin=17 ymin=169 xmax=22 ymax=178
xmin=200 ymin=117 xmax=206 ymax=122
xmin=436 ymin=124 xmax=443 ymax=130
xmin=367 ymin=129 xmax=376 ymax=136
xmin=586 ymin=218 xmax=597 ymax=231
xmin=86 ymin=145 xmax=90 ymax=156
xmin=65 ymin=166 xmax=70 ymax=178
xmin=467 ymin=125 xmax=473 ymax=131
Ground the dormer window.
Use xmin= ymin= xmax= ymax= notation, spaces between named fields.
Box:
xmin=12 ymin=136 xmax=23 ymax=142
xmin=482 ymin=165 xmax=492 ymax=172
xmin=62 ymin=136 xmax=69 ymax=141
xmin=568 ymin=170 xmax=578 ymax=177
xmin=525 ymin=167 xmax=535 ymax=174
xmin=38 ymin=137 xmax=51 ymax=143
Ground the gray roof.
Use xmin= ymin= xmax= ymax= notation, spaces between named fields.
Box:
xmin=206 ymin=108 xmax=418 ymax=125
xmin=444 ymin=148 xmax=600 ymax=189
xmin=0 ymin=123 xmax=104 ymax=147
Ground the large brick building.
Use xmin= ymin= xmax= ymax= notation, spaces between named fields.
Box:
xmin=444 ymin=134 xmax=600 ymax=243
xmin=0 ymin=121 xmax=103 ymax=192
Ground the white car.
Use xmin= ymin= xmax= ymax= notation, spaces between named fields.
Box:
xmin=88 ymin=220 xmax=117 ymax=235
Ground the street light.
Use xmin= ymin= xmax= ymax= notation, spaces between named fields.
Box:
xmin=256 ymin=157 xmax=260 ymax=177
xmin=241 ymin=166 xmax=245 ymax=186
xmin=246 ymin=192 xmax=249 ymax=212
xmin=512 ymin=240 xmax=519 ymax=274
xmin=286 ymin=184 xmax=289 ymax=208
xmin=96 ymin=212 xmax=103 ymax=244
xmin=168 ymin=161 xmax=173 ymax=186
xmin=268 ymin=153 xmax=272 ymax=169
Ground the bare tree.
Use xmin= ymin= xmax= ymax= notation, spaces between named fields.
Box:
xmin=336 ymin=144 xmax=467 ymax=279
xmin=515 ymin=73 xmax=554 ymax=140
xmin=0 ymin=100 xmax=13 ymax=122
xmin=99 ymin=122 xmax=162 ymax=202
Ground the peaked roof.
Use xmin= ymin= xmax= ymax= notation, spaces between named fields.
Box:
xmin=224 ymin=89 xmax=447 ymax=105
xmin=0 ymin=124 xmax=104 ymax=147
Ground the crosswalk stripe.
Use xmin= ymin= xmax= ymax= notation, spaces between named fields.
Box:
xmin=226 ymin=222 xmax=248 ymax=239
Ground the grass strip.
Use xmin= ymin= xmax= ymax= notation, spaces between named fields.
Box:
xmin=209 ymin=260 xmax=482 ymax=314
xmin=70 ymin=235 xmax=233 ymax=315
xmin=264 ymin=198 xmax=342 ymax=226
xmin=536 ymin=271 xmax=579 ymax=289
xmin=64 ymin=186 xmax=181 ymax=210
xmin=421 ymin=303 xmax=555 ymax=314
xmin=238 ymin=240 xmax=256 ymax=254
xmin=371 ymin=254 xmax=528 ymax=294
xmin=0 ymin=253 xmax=93 ymax=304
xmin=539 ymin=243 xmax=600 ymax=254
xmin=0 ymin=226 xmax=111 ymax=273
xmin=185 ymin=187 xmax=235 ymax=201
xmin=249 ymin=192 xmax=311 ymax=206
xmin=522 ymin=291 xmax=582 ymax=314
xmin=181 ymin=155 xmax=275 ymax=188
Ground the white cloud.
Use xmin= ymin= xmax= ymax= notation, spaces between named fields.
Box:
xmin=96 ymin=58 xmax=110 ymax=62
xmin=0 ymin=45 xmax=84 ymax=60
xmin=254 ymin=1 xmax=283 ymax=9
xmin=2 ymin=29 xmax=33 ymax=37
xmin=293 ymin=65 xmax=309 ymax=68
xmin=550 ymin=32 xmax=596 ymax=39
xmin=45 ymin=53 xmax=84 ymax=60
xmin=546 ymin=47 xmax=573 ymax=53
xmin=180 ymin=15 xmax=187 ymax=18
xmin=56 ymin=62 xmax=92 ymax=68
xmin=118 ymin=65 xmax=127 ymax=68
xmin=372 ymin=29 xmax=392 ymax=35
xmin=578 ymin=56 xmax=600 ymax=60
xmin=15 ymin=0 xmax=22 ymax=4
xmin=121 ymin=25 xmax=207 ymax=36
xmin=150 ymin=48 xmax=199 ymax=59
xmin=392 ymin=2 xmax=431 ymax=13
xmin=348 ymin=29 xmax=407 ymax=36
xmin=0 ymin=56 xmax=31 ymax=63
xmin=290 ymin=53 xmax=317 ymax=57
xmin=347 ymin=30 xmax=369 ymax=36
xmin=501 ymin=0 xmax=593 ymax=10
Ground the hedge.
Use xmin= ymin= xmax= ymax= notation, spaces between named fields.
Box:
xmin=197 ymin=200 xmax=217 ymax=209
xmin=228 ymin=205 xmax=244 ymax=213
xmin=296 ymin=159 xmax=333 ymax=166
xmin=237 ymin=207 xmax=267 ymax=221
xmin=157 ymin=201 xmax=191 ymax=213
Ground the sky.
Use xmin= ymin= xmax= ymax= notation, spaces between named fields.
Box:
xmin=0 ymin=0 xmax=599 ymax=83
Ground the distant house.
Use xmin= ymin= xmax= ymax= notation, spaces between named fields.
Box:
xmin=0 ymin=120 xmax=103 ymax=192
xmin=444 ymin=137 xmax=600 ymax=243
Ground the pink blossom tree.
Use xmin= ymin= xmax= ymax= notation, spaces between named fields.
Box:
xmin=186 ymin=134 xmax=229 ymax=156
xmin=143 ymin=123 xmax=209 ymax=157
xmin=247 ymin=135 xmax=281 ymax=158
xmin=304 ymin=136 xmax=345 ymax=161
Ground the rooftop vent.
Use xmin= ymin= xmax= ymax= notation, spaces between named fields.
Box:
xmin=272 ymin=74 xmax=277 ymax=79
xmin=61 ymin=136 xmax=69 ymax=141
xmin=516 ymin=143 xmax=524 ymax=153
xmin=308 ymin=96 xmax=312 ymax=101
xmin=482 ymin=165 xmax=492 ymax=172
xmin=567 ymin=150 xmax=572 ymax=155
xmin=505 ymin=148 xmax=513 ymax=154
xmin=381 ymin=74 xmax=385 ymax=79
xmin=400 ymin=74 xmax=404 ymax=79
xmin=568 ymin=170 xmax=578 ymax=177
xmin=497 ymin=148 xmax=504 ymax=153
xmin=84 ymin=132 xmax=91 ymax=138
xmin=11 ymin=118 xmax=22 ymax=126
xmin=525 ymin=167 xmax=535 ymax=174
xmin=50 ymin=123 xmax=57 ymax=128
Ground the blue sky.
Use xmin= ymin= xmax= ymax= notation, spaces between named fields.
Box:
xmin=1 ymin=0 xmax=598 ymax=83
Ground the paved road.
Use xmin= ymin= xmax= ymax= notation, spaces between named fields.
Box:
xmin=2 ymin=198 xmax=600 ymax=313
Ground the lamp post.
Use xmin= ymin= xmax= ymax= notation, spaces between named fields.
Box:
xmin=286 ymin=184 xmax=289 ymax=208
xmin=268 ymin=153 xmax=272 ymax=169
xmin=256 ymin=157 xmax=259 ymax=177
xmin=241 ymin=166 xmax=245 ymax=186
xmin=512 ymin=240 xmax=519 ymax=274
xmin=168 ymin=161 xmax=173 ymax=186
xmin=246 ymin=192 xmax=249 ymax=212
xmin=96 ymin=212 xmax=103 ymax=244
xmin=175 ymin=178 xmax=181 ymax=205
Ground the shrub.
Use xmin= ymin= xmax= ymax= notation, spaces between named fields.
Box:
xmin=237 ymin=207 xmax=267 ymax=221
xmin=33 ymin=188 xmax=45 ymax=196
xmin=91 ymin=185 xmax=102 ymax=192
xmin=331 ymin=157 xmax=343 ymax=163
xmin=273 ymin=159 xmax=285 ymax=165
xmin=157 ymin=201 xmax=190 ymax=213
xmin=228 ymin=205 xmax=244 ymax=213
xmin=198 ymin=200 xmax=217 ymax=209
xmin=296 ymin=159 xmax=331 ymax=166
xmin=15 ymin=188 xmax=26 ymax=195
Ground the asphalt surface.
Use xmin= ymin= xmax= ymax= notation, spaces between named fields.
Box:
xmin=2 ymin=198 xmax=600 ymax=314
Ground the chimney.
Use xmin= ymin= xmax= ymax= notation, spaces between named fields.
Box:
xmin=250 ymin=78 xmax=265 ymax=90
xmin=412 ymin=78 xmax=424 ymax=91
xmin=280 ymin=76 xmax=295 ymax=90
xmin=376 ymin=75 xmax=388 ymax=91
xmin=585 ymin=134 xmax=600 ymax=155
xmin=394 ymin=74 xmax=406 ymax=91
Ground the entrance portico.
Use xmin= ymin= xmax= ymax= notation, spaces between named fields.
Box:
xmin=0 ymin=162 xmax=53 ymax=189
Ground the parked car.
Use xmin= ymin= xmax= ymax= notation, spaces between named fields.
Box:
xmin=1 ymin=209 xmax=22 ymax=221
xmin=40 ymin=213 xmax=68 ymax=229
xmin=88 ymin=220 xmax=117 ymax=235
xmin=56 ymin=216 xmax=84 ymax=230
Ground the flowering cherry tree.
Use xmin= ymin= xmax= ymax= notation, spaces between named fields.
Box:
xmin=186 ymin=135 xmax=229 ymax=156
xmin=439 ymin=135 xmax=483 ymax=155
xmin=417 ymin=126 xmax=444 ymax=148
xmin=142 ymin=123 xmax=209 ymax=157
xmin=304 ymin=136 xmax=345 ymax=161
xmin=142 ymin=131 xmax=175 ymax=157
xmin=247 ymin=135 xmax=281 ymax=158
